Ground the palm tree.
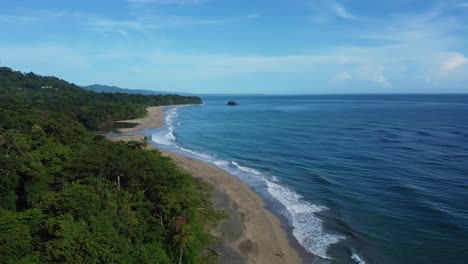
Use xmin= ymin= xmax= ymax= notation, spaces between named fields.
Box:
xmin=173 ymin=225 xmax=192 ymax=264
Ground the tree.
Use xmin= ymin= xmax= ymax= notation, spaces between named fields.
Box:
xmin=173 ymin=224 xmax=193 ymax=264
xmin=0 ymin=66 xmax=217 ymax=264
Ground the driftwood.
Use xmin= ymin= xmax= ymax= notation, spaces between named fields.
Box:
xmin=207 ymin=248 xmax=221 ymax=256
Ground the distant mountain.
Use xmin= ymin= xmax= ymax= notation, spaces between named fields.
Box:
xmin=82 ymin=84 xmax=193 ymax=95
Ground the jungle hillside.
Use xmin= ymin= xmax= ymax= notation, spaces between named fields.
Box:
xmin=0 ymin=67 xmax=220 ymax=264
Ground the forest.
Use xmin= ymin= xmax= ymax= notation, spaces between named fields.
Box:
xmin=0 ymin=67 xmax=221 ymax=263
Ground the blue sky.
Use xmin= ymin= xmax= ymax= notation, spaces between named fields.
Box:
xmin=1 ymin=0 xmax=468 ymax=94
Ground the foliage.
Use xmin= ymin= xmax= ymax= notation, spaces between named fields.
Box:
xmin=0 ymin=67 xmax=202 ymax=130
xmin=0 ymin=67 xmax=220 ymax=263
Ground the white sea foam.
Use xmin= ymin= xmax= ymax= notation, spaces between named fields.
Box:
xmin=180 ymin=147 xmax=213 ymax=160
xmin=351 ymin=253 xmax=367 ymax=264
xmin=150 ymin=128 xmax=174 ymax=146
xmin=150 ymin=107 xmax=180 ymax=146
xmin=266 ymin=180 xmax=345 ymax=259
xmin=231 ymin=161 xmax=262 ymax=175
xmin=150 ymin=106 xmax=346 ymax=260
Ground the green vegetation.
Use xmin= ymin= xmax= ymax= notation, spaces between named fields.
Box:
xmin=0 ymin=67 xmax=221 ymax=263
xmin=82 ymin=84 xmax=193 ymax=96
xmin=0 ymin=67 xmax=202 ymax=131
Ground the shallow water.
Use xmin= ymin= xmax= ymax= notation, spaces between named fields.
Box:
xmin=150 ymin=95 xmax=468 ymax=264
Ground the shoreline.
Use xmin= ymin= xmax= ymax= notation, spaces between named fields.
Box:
xmin=107 ymin=105 xmax=305 ymax=264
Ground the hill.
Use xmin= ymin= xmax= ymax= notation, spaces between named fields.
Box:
xmin=0 ymin=68 xmax=202 ymax=130
xmin=82 ymin=84 xmax=194 ymax=96
xmin=0 ymin=67 xmax=219 ymax=264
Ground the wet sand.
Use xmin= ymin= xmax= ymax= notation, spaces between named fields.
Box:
xmin=107 ymin=106 xmax=303 ymax=264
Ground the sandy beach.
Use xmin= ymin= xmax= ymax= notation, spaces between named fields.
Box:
xmin=114 ymin=106 xmax=170 ymax=133
xmin=107 ymin=105 xmax=303 ymax=264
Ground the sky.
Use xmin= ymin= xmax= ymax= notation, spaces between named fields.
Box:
xmin=1 ymin=0 xmax=468 ymax=94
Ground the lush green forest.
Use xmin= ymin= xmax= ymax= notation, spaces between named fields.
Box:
xmin=0 ymin=67 xmax=221 ymax=263
xmin=82 ymin=84 xmax=194 ymax=96
xmin=0 ymin=67 xmax=202 ymax=130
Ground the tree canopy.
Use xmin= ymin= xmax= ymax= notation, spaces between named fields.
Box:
xmin=0 ymin=67 xmax=221 ymax=264
xmin=0 ymin=67 xmax=202 ymax=131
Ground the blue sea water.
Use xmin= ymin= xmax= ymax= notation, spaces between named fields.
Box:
xmin=150 ymin=95 xmax=468 ymax=264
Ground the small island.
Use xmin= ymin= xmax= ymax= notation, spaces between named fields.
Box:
xmin=227 ymin=101 xmax=239 ymax=106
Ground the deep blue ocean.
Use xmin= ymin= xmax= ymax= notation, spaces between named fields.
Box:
xmin=150 ymin=95 xmax=468 ymax=264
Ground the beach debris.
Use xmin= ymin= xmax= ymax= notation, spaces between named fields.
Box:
xmin=207 ymin=247 xmax=221 ymax=256
xmin=274 ymin=250 xmax=285 ymax=257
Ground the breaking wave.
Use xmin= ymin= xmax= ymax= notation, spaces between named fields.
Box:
xmin=150 ymin=106 xmax=347 ymax=260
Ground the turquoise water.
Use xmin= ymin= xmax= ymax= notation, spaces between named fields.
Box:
xmin=150 ymin=95 xmax=468 ymax=264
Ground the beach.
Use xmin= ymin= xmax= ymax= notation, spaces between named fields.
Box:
xmin=108 ymin=106 xmax=303 ymax=264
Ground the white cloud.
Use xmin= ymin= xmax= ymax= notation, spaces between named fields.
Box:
xmin=0 ymin=14 xmax=43 ymax=23
xmin=88 ymin=18 xmax=143 ymax=32
xmin=373 ymin=74 xmax=389 ymax=86
xmin=328 ymin=1 xmax=357 ymax=20
xmin=349 ymin=64 xmax=392 ymax=87
xmin=2 ymin=2 xmax=468 ymax=92
xmin=0 ymin=9 xmax=260 ymax=38
xmin=154 ymin=13 xmax=260 ymax=27
xmin=457 ymin=3 xmax=468 ymax=8
xmin=307 ymin=0 xmax=359 ymax=23
xmin=331 ymin=71 xmax=352 ymax=83
xmin=95 ymin=13 xmax=261 ymax=29
xmin=440 ymin=53 xmax=468 ymax=75
xmin=0 ymin=10 xmax=91 ymax=24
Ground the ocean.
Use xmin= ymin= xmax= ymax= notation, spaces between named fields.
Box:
xmin=149 ymin=95 xmax=468 ymax=264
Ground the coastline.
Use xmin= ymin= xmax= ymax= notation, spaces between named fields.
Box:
xmin=107 ymin=105 xmax=304 ymax=264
